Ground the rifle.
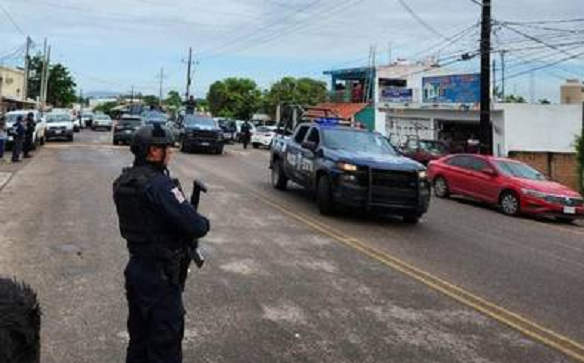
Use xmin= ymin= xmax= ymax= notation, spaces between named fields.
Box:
xmin=177 ymin=179 xmax=207 ymax=289
xmin=189 ymin=180 xmax=207 ymax=268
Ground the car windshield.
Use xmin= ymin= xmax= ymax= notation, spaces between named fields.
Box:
xmin=6 ymin=114 xmax=23 ymax=123
xmin=47 ymin=114 xmax=71 ymax=123
xmin=120 ymin=118 xmax=142 ymax=125
xmin=419 ymin=140 xmax=447 ymax=154
xmin=494 ymin=160 xmax=546 ymax=180
xmin=257 ymin=126 xmax=275 ymax=133
xmin=185 ymin=116 xmax=215 ymax=127
xmin=96 ymin=115 xmax=110 ymax=120
xmin=323 ymin=129 xmax=397 ymax=155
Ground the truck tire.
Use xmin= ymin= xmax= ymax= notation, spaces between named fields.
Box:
xmin=271 ymin=160 xmax=288 ymax=191
xmin=402 ymin=214 xmax=420 ymax=224
xmin=317 ymin=175 xmax=335 ymax=215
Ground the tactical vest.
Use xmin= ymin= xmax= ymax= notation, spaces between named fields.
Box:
xmin=113 ymin=165 xmax=179 ymax=256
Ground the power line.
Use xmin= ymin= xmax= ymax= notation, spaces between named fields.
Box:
xmin=0 ymin=2 xmax=26 ymax=36
xmin=505 ymin=49 xmax=584 ymax=81
xmin=396 ymin=0 xmax=447 ymax=39
xmin=199 ymin=0 xmax=360 ymax=60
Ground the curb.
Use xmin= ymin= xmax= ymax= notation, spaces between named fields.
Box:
xmin=0 ymin=172 xmax=13 ymax=192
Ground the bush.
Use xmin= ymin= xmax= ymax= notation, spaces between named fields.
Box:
xmin=576 ymin=132 xmax=584 ymax=193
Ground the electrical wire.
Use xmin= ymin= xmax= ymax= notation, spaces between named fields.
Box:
xmin=0 ymin=2 xmax=26 ymax=36
xmin=395 ymin=0 xmax=447 ymax=39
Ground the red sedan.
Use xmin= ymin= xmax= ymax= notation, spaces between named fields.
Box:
xmin=427 ymin=154 xmax=584 ymax=222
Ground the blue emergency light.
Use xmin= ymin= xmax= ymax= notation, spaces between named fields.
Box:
xmin=314 ymin=117 xmax=341 ymax=126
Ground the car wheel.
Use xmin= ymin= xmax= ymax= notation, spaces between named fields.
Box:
xmin=317 ymin=175 xmax=335 ymax=215
xmin=217 ymin=146 xmax=224 ymax=155
xmin=252 ymin=143 xmax=259 ymax=149
xmin=68 ymin=135 xmax=74 ymax=142
xmin=402 ymin=215 xmax=420 ymax=224
xmin=271 ymin=160 xmax=288 ymax=191
xmin=434 ymin=176 xmax=450 ymax=198
xmin=555 ymin=216 xmax=576 ymax=224
xmin=500 ymin=191 xmax=520 ymax=216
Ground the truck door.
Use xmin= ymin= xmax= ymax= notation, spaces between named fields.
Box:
xmin=299 ymin=127 xmax=320 ymax=188
xmin=284 ymin=125 xmax=310 ymax=183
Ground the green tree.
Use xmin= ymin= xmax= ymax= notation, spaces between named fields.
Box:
xmin=264 ymin=77 xmax=328 ymax=118
xmin=576 ymin=132 xmax=584 ymax=193
xmin=142 ymin=95 xmax=160 ymax=108
xmin=165 ymin=91 xmax=182 ymax=110
xmin=207 ymin=78 xmax=261 ymax=120
xmin=538 ymin=98 xmax=551 ymax=105
xmin=94 ymin=101 xmax=118 ymax=116
xmin=27 ymin=54 xmax=77 ymax=106
xmin=502 ymin=94 xmax=527 ymax=103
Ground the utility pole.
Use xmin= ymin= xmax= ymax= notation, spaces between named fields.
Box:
xmin=479 ymin=0 xmax=492 ymax=155
xmin=185 ymin=47 xmax=192 ymax=100
xmin=388 ymin=41 xmax=392 ymax=66
xmin=42 ymin=46 xmax=51 ymax=108
xmin=500 ymin=50 xmax=506 ymax=100
xmin=158 ymin=67 xmax=165 ymax=107
xmin=23 ymin=36 xmax=31 ymax=101
xmin=39 ymin=38 xmax=48 ymax=107
xmin=529 ymin=72 xmax=535 ymax=103
xmin=79 ymin=89 xmax=83 ymax=122
xmin=492 ymin=59 xmax=497 ymax=101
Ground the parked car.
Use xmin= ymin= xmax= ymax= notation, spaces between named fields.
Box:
xmin=428 ymin=154 xmax=584 ymax=222
xmin=235 ymin=120 xmax=256 ymax=142
xmin=142 ymin=111 xmax=168 ymax=125
xmin=80 ymin=112 xmax=94 ymax=128
xmin=92 ymin=114 xmax=113 ymax=131
xmin=5 ymin=110 xmax=46 ymax=148
xmin=251 ymin=126 xmax=277 ymax=148
xmin=401 ymin=139 xmax=449 ymax=165
xmin=113 ymin=115 xmax=144 ymax=145
xmin=180 ymin=115 xmax=224 ymax=154
xmin=45 ymin=113 xmax=74 ymax=141
xmin=217 ymin=118 xmax=237 ymax=143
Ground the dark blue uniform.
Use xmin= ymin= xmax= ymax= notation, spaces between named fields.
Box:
xmin=114 ymin=164 xmax=209 ymax=363
xmin=11 ymin=120 xmax=25 ymax=162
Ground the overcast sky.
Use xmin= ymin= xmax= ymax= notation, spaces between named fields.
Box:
xmin=1 ymin=0 xmax=583 ymax=101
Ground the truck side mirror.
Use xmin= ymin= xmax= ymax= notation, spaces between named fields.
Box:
xmin=301 ymin=141 xmax=317 ymax=152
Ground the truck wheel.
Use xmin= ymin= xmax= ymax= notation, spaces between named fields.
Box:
xmin=271 ymin=160 xmax=288 ymax=191
xmin=180 ymin=140 xmax=189 ymax=153
xmin=402 ymin=215 xmax=420 ymax=224
xmin=252 ymin=143 xmax=259 ymax=149
xmin=216 ymin=146 xmax=224 ymax=155
xmin=317 ymin=175 xmax=335 ymax=215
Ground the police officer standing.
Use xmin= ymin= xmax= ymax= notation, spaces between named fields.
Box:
xmin=11 ymin=115 xmax=25 ymax=163
xmin=23 ymin=112 xmax=36 ymax=158
xmin=240 ymin=120 xmax=252 ymax=149
xmin=113 ymin=123 xmax=210 ymax=363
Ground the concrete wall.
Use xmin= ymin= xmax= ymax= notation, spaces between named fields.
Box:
xmin=509 ymin=151 xmax=579 ymax=191
xmin=499 ymin=104 xmax=582 ymax=155
xmin=0 ymin=67 xmax=25 ymax=100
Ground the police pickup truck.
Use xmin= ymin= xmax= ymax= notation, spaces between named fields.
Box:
xmin=269 ymin=120 xmax=430 ymax=223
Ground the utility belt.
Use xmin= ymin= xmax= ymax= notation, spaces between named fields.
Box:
xmin=128 ymin=243 xmax=188 ymax=286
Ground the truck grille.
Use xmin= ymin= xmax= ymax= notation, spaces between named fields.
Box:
xmin=188 ymin=130 xmax=217 ymax=141
xmin=369 ymin=169 xmax=419 ymax=206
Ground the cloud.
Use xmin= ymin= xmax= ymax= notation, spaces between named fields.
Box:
xmin=0 ymin=0 xmax=581 ymax=100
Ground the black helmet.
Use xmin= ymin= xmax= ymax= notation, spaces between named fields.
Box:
xmin=130 ymin=123 xmax=175 ymax=159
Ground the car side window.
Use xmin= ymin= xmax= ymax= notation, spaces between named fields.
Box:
xmin=293 ymin=126 xmax=310 ymax=144
xmin=468 ymin=157 xmax=489 ymax=172
xmin=306 ymin=128 xmax=320 ymax=146
xmin=447 ymin=156 xmax=472 ymax=169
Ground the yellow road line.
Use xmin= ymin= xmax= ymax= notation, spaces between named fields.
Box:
xmin=254 ymin=193 xmax=584 ymax=362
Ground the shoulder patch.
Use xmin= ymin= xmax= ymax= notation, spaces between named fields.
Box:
xmin=171 ymin=187 xmax=186 ymax=204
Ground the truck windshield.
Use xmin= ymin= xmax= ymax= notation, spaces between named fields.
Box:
xmin=323 ymin=129 xmax=397 ymax=155
xmin=185 ymin=116 xmax=215 ymax=128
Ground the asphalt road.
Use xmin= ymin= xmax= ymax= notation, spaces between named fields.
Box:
xmin=0 ymin=129 xmax=583 ymax=362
